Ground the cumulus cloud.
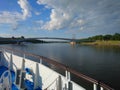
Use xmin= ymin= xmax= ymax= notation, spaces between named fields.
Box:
xmin=0 ymin=11 xmax=21 ymax=24
xmin=37 ymin=0 xmax=84 ymax=31
xmin=0 ymin=11 xmax=22 ymax=30
xmin=0 ymin=0 xmax=31 ymax=30
xmin=37 ymin=0 xmax=120 ymax=34
xmin=18 ymin=0 xmax=31 ymax=20
xmin=0 ymin=33 xmax=11 ymax=37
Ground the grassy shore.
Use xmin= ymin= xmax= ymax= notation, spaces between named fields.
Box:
xmin=80 ymin=40 xmax=120 ymax=46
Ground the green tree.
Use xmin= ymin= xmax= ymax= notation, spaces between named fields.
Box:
xmin=21 ymin=36 xmax=25 ymax=39
xmin=112 ymin=33 xmax=120 ymax=40
xmin=103 ymin=35 xmax=112 ymax=40
xmin=12 ymin=36 xmax=15 ymax=39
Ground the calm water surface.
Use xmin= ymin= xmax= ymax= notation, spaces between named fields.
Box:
xmin=2 ymin=43 xmax=120 ymax=90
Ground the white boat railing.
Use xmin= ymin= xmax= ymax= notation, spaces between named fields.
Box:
xmin=0 ymin=47 xmax=114 ymax=90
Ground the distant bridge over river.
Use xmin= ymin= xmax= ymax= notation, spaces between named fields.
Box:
xmin=0 ymin=37 xmax=79 ymax=45
xmin=27 ymin=37 xmax=78 ymax=41
xmin=27 ymin=37 xmax=78 ymax=45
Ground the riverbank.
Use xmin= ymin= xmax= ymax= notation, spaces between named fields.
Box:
xmin=80 ymin=40 xmax=120 ymax=46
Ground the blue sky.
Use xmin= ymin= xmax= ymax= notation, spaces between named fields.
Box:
xmin=0 ymin=0 xmax=120 ymax=39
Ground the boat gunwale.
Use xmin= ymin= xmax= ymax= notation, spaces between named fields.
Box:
xmin=0 ymin=46 xmax=114 ymax=90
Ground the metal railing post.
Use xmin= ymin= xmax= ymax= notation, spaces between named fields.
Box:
xmin=93 ymin=84 xmax=97 ymax=90
xmin=100 ymin=87 xmax=103 ymax=90
xmin=68 ymin=71 xmax=71 ymax=81
xmin=19 ymin=54 xmax=26 ymax=89
xmin=65 ymin=71 xmax=71 ymax=81
xmin=9 ymin=51 xmax=13 ymax=70
xmin=40 ymin=58 xmax=42 ymax=64
xmin=34 ymin=62 xmax=40 ymax=89
xmin=21 ymin=54 xmax=25 ymax=71
xmin=65 ymin=70 xmax=68 ymax=80
xmin=57 ymin=76 xmax=62 ymax=90
xmin=65 ymin=70 xmax=72 ymax=90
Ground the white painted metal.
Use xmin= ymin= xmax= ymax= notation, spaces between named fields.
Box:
xmin=93 ymin=84 xmax=97 ymax=90
xmin=34 ymin=62 xmax=41 ymax=89
xmin=100 ymin=87 xmax=104 ymax=90
xmin=9 ymin=52 xmax=13 ymax=70
xmin=19 ymin=57 xmax=25 ymax=88
xmin=65 ymin=70 xmax=71 ymax=81
xmin=68 ymin=71 xmax=71 ymax=81
xmin=3 ymin=51 xmax=86 ymax=90
xmin=40 ymin=58 xmax=42 ymax=64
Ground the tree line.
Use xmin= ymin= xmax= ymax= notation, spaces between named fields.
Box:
xmin=88 ymin=33 xmax=120 ymax=41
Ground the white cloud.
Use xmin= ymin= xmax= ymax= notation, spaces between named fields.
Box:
xmin=17 ymin=0 xmax=31 ymax=20
xmin=0 ymin=0 xmax=31 ymax=30
xmin=41 ymin=9 xmax=71 ymax=30
xmin=0 ymin=33 xmax=11 ymax=37
xmin=37 ymin=0 xmax=83 ymax=31
xmin=0 ymin=11 xmax=21 ymax=24
xmin=37 ymin=0 xmax=120 ymax=34
xmin=37 ymin=0 xmax=99 ymax=31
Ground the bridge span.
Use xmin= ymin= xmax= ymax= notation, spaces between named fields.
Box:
xmin=27 ymin=37 xmax=78 ymax=45
xmin=26 ymin=37 xmax=78 ymax=41
xmin=0 ymin=37 xmax=78 ymax=45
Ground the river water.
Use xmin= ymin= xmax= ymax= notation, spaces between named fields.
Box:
xmin=1 ymin=43 xmax=120 ymax=90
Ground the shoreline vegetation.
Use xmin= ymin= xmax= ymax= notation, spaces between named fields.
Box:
xmin=77 ymin=33 xmax=120 ymax=46
xmin=0 ymin=36 xmax=46 ymax=44
xmin=80 ymin=40 xmax=120 ymax=46
xmin=0 ymin=33 xmax=120 ymax=46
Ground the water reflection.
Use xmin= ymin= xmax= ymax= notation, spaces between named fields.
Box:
xmin=94 ymin=45 xmax=120 ymax=54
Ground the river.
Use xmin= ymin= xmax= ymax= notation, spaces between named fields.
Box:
xmin=1 ymin=43 xmax=120 ymax=90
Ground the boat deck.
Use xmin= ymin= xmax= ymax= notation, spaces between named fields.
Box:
xmin=0 ymin=47 xmax=114 ymax=90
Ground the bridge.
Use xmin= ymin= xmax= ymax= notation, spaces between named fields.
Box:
xmin=26 ymin=37 xmax=78 ymax=41
xmin=0 ymin=37 xmax=78 ymax=45
xmin=26 ymin=37 xmax=77 ymax=45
